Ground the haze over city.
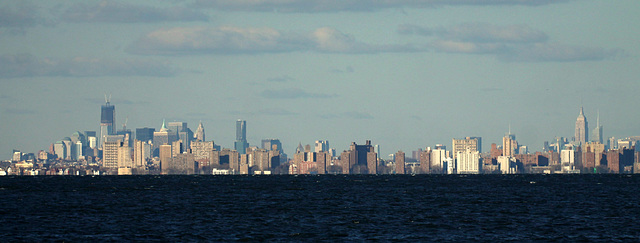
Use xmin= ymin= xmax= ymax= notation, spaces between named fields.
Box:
xmin=1 ymin=0 xmax=639 ymax=160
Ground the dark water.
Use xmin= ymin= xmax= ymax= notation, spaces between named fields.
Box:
xmin=1 ymin=175 xmax=640 ymax=241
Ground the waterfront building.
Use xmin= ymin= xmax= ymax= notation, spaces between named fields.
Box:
xmin=456 ymin=149 xmax=481 ymax=174
xmin=395 ymin=151 xmax=405 ymax=174
xmin=498 ymin=156 xmax=516 ymax=174
xmin=452 ymin=137 xmax=481 ymax=159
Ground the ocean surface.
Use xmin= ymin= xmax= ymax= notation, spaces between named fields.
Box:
xmin=1 ymin=174 xmax=639 ymax=241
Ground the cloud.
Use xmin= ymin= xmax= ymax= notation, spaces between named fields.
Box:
xmin=0 ymin=3 xmax=54 ymax=33
xmin=260 ymin=88 xmax=337 ymax=99
xmin=0 ymin=53 xmax=178 ymax=78
xmin=331 ymin=66 xmax=354 ymax=73
xmin=229 ymin=108 xmax=298 ymax=116
xmin=402 ymin=23 xmax=548 ymax=43
xmin=402 ymin=23 xmax=619 ymax=62
xmin=62 ymin=0 xmax=209 ymax=23
xmin=126 ymin=26 xmax=424 ymax=55
xmin=498 ymin=43 xmax=621 ymax=62
xmin=192 ymin=0 xmax=565 ymax=13
xmin=267 ymin=75 xmax=294 ymax=82
xmin=321 ymin=111 xmax=373 ymax=119
xmin=257 ymin=108 xmax=298 ymax=116
xmin=5 ymin=108 xmax=37 ymax=115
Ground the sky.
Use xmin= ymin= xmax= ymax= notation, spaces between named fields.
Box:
xmin=1 ymin=0 xmax=639 ymax=160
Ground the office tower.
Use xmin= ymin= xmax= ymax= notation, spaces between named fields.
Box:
xmin=61 ymin=137 xmax=73 ymax=160
xmin=503 ymin=129 xmax=517 ymax=157
xmin=456 ymin=149 xmax=481 ymax=174
xmin=99 ymin=98 xmax=115 ymax=149
xmin=261 ymin=139 xmax=282 ymax=152
xmin=395 ymin=151 xmax=405 ymax=174
xmin=102 ymin=135 xmax=124 ymax=169
xmin=452 ymin=137 xmax=481 ymax=159
xmin=159 ymin=144 xmax=172 ymax=172
xmin=314 ymin=140 xmax=329 ymax=153
xmin=75 ymin=141 xmax=83 ymax=160
xmin=194 ymin=121 xmax=205 ymax=142
xmin=84 ymin=131 xmax=97 ymax=149
xmin=54 ymin=141 xmax=66 ymax=160
xmin=134 ymin=140 xmax=151 ymax=168
xmin=234 ymin=120 xmax=249 ymax=154
xmin=168 ymin=121 xmax=190 ymax=151
xmin=135 ymin=127 xmax=154 ymax=143
xmin=575 ymin=107 xmax=588 ymax=145
xmin=117 ymin=137 xmax=133 ymax=175
xmin=153 ymin=120 xmax=177 ymax=156
xmin=592 ymin=111 xmax=603 ymax=144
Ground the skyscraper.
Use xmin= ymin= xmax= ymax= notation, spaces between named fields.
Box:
xmin=99 ymin=97 xmax=115 ymax=149
xmin=575 ymin=107 xmax=589 ymax=145
xmin=153 ymin=119 xmax=177 ymax=156
xmin=168 ymin=121 xmax=191 ymax=151
xmin=194 ymin=121 xmax=205 ymax=142
xmin=503 ymin=129 xmax=517 ymax=157
xmin=136 ymin=127 xmax=155 ymax=143
xmin=592 ymin=110 xmax=603 ymax=144
xmin=234 ymin=120 xmax=248 ymax=154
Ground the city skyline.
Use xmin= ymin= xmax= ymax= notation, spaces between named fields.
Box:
xmin=1 ymin=1 xmax=640 ymax=159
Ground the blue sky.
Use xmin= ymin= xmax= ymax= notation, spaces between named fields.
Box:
xmin=1 ymin=0 xmax=639 ymax=159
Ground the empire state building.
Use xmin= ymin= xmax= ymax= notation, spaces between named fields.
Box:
xmin=575 ymin=107 xmax=588 ymax=145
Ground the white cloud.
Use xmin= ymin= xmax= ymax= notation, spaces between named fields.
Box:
xmin=127 ymin=26 xmax=423 ymax=55
xmin=0 ymin=53 xmax=178 ymax=78
xmin=62 ymin=0 xmax=209 ymax=23
xmin=0 ymin=3 xmax=54 ymax=34
xmin=402 ymin=23 xmax=619 ymax=62
xmin=321 ymin=111 xmax=374 ymax=119
xmin=498 ymin=43 xmax=621 ymax=62
xmin=192 ymin=0 xmax=566 ymax=13
xmin=260 ymin=88 xmax=337 ymax=99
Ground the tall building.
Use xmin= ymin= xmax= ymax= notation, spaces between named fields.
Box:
xmin=134 ymin=140 xmax=151 ymax=168
xmin=342 ymin=141 xmax=377 ymax=174
xmin=592 ymin=110 xmax=603 ymax=144
xmin=168 ymin=121 xmax=191 ymax=151
xmin=234 ymin=120 xmax=249 ymax=154
xmin=103 ymin=136 xmax=124 ymax=169
xmin=314 ymin=140 xmax=329 ymax=153
xmin=395 ymin=151 xmax=406 ymax=174
xmin=153 ymin=119 xmax=177 ymax=156
xmin=575 ymin=107 xmax=589 ymax=145
xmin=452 ymin=137 xmax=481 ymax=159
xmin=99 ymin=98 xmax=115 ymax=149
xmin=503 ymin=130 xmax=517 ymax=157
xmin=456 ymin=149 xmax=481 ymax=174
xmin=136 ymin=127 xmax=155 ymax=143
xmin=194 ymin=121 xmax=205 ymax=142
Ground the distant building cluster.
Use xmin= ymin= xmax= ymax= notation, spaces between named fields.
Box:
xmin=3 ymin=101 xmax=640 ymax=176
